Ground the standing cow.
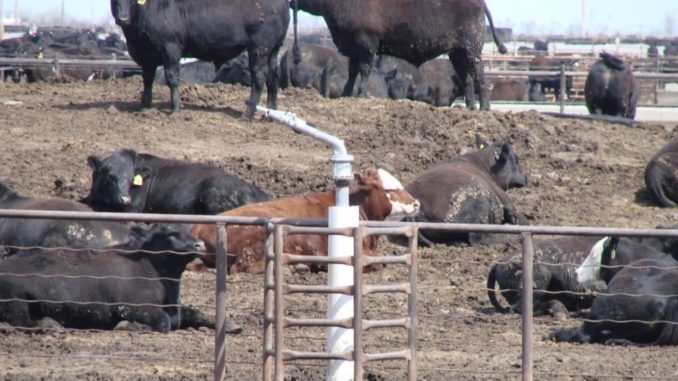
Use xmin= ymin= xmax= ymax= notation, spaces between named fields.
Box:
xmin=403 ymin=138 xmax=527 ymax=246
xmin=584 ymin=52 xmax=639 ymax=119
xmin=292 ymin=0 xmax=507 ymax=110
xmin=82 ymin=149 xmax=271 ymax=214
xmin=110 ymin=0 xmax=289 ymax=117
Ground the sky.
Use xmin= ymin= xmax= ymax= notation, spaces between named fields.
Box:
xmin=1 ymin=0 xmax=677 ymax=38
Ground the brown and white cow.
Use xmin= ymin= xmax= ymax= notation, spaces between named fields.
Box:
xmin=191 ymin=168 xmax=420 ymax=273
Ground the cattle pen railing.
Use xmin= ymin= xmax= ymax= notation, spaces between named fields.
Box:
xmin=2 ymin=209 xmax=678 ymax=380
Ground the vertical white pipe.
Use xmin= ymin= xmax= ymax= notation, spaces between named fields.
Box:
xmin=327 ymin=205 xmax=359 ymax=381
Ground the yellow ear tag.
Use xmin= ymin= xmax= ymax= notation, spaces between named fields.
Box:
xmin=137 ymin=0 xmax=146 ymax=5
xmin=133 ymin=174 xmax=143 ymax=187
xmin=610 ymin=249 xmax=616 ymax=260
xmin=479 ymin=144 xmax=485 ymax=149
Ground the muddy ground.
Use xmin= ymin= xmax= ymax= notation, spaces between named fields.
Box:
xmin=1 ymin=77 xmax=678 ymax=380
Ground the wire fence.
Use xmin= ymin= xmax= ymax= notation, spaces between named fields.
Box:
xmin=2 ymin=210 xmax=678 ymax=380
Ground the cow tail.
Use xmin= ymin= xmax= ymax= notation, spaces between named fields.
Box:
xmin=483 ymin=2 xmax=507 ymax=54
xmin=292 ymin=0 xmax=301 ymax=64
xmin=487 ymin=266 xmax=510 ymax=313
xmin=645 ymin=161 xmax=677 ymax=207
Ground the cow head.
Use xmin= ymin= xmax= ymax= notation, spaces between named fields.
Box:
xmin=110 ymin=0 xmax=142 ymax=27
xmin=575 ymin=237 xmax=615 ymax=284
xmin=351 ymin=168 xmax=420 ymax=222
xmin=86 ymin=149 xmax=147 ymax=212
xmin=137 ymin=223 xmax=206 ymax=253
xmin=475 ymin=137 xmax=527 ymax=190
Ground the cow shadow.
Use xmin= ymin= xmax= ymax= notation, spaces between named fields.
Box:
xmin=54 ymin=100 xmax=245 ymax=119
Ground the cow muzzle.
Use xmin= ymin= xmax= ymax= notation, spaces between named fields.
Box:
xmin=119 ymin=195 xmax=132 ymax=205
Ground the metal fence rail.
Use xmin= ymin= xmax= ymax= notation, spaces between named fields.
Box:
xmin=2 ymin=209 xmax=678 ymax=380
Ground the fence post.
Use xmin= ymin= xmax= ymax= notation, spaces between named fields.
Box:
xmin=214 ymin=223 xmax=228 ymax=381
xmin=263 ymin=222 xmax=275 ymax=381
xmin=521 ymin=232 xmax=534 ymax=381
xmin=54 ymin=54 xmax=60 ymax=79
xmin=559 ymin=64 xmax=566 ymax=113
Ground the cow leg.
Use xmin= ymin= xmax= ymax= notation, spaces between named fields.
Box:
xmin=245 ymin=50 xmax=267 ymax=118
xmin=265 ymin=47 xmax=282 ymax=110
xmin=358 ymin=55 xmax=374 ymax=97
xmin=163 ymin=61 xmax=181 ymax=114
xmin=342 ymin=57 xmax=360 ymax=97
xmin=124 ymin=307 xmax=172 ymax=333
xmin=140 ymin=66 xmax=156 ymax=109
xmin=449 ymin=51 xmax=476 ymax=110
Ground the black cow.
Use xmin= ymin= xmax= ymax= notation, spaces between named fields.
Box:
xmin=402 ymin=137 xmax=527 ymax=246
xmin=0 ymin=181 xmax=133 ymax=256
xmin=110 ymin=0 xmax=289 ymax=117
xmin=644 ymin=137 xmax=678 ymax=207
xmin=528 ymin=54 xmax=575 ymax=101
xmin=584 ymin=52 xmax=639 ymax=119
xmin=279 ymin=44 xmax=398 ymax=99
xmin=292 ymin=0 xmax=507 ymax=110
xmin=82 ymin=149 xmax=271 ymax=214
xmin=155 ymin=60 xmax=217 ymax=86
xmin=0 ymin=223 xmax=235 ymax=332
xmin=575 ymin=236 xmax=674 ymax=286
xmin=409 ymin=59 xmax=463 ymax=107
xmin=490 ymin=79 xmax=528 ymax=102
xmin=487 ymin=236 xmax=605 ymax=317
xmin=549 ymin=257 xmax=678 ymax=346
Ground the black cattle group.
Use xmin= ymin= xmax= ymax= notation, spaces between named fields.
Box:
xmin=0 ymin=150 xmax=273 ymax=333
xmin=0 ymin=0 xmax=648 ymax=119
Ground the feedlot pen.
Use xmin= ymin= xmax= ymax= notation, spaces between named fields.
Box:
xmin=2 ymin=210 xmax=678 ymax=380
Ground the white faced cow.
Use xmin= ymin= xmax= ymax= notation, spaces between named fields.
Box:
xmin=191 ymin=168 xmax=420 ymax=273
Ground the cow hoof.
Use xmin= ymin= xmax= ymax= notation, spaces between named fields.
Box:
xmin=224 ymin=321 xmax=243 ymax=335
xmin=293 ymin=263 xmax=311 ymax=273
xmin=36 ymin=317 xmax=65 ymax=332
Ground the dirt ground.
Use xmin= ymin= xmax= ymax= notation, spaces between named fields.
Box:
xmin=1 ymin=77 xmax=678 ymax=380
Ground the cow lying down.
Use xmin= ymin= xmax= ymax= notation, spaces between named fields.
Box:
xmin=82 ymin=148 xmax=271 ymax=214
xmin=644 ymin=137 xmax=678 ymax=207
xmin=0 ymin=180 xmax=133 ymax=256
xmin=550 ymin=236 xmax=678 ymax=345
xmin=191 ymin=168 xmax=420 ymax=273
xmin=487 ymin=235 xmax=604 ymax=317
xmin=0 ymin=223 xmax=236 ymax=333
xmin=549 ymin=257 xmax=678 ymax=346
xmin=402 ymin=138 xmax=527 ymax=246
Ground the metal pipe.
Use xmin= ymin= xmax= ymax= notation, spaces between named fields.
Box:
xmin=274 ymin=225 xmax=285 ymax=381
xmin=353 ymin=227 xmax=364 ymax=381
xmin=255 ymin=106 xmax=357 ymax=381
xmin=263 ymin=223 xmax=275 ymax=381
xmin=213 ymin=223 xmax=228 ymax=381
xmin=559 ymin=64 xmax=566 ymax=113
xmin=521 ymin=232 xmax=535 ymax=381
xmin=408 ymin=226 xmax=419 ymax=381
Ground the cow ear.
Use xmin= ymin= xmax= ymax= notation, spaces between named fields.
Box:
xmin=353 ymin=172 xmax=365 ymax=185
xmin=137 ymin=166 xmax=152 ymax=178
xmin=87 ymin=155 xmax=103 ymax=170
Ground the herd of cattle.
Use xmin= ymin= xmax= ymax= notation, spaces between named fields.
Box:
xmin=4 ymin=132 xmax=678 ymax=346
xmin=1 ymin=0 xmax=641 ymax=119
xmin=0 ymin=0 xmax=673 ymax=351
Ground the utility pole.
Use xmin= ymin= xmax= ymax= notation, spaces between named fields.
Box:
xmin=0 ymin=0 xmax=5 ymax=40
xmin=581 ymin=0 xmax=587 ymax=37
